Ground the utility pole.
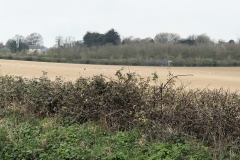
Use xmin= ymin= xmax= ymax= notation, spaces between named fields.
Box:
xmin=234 ymin=31 xmax=240 ymax=44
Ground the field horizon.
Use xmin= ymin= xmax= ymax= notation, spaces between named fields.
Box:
xmin=0 ymin=59 xmax=239 ymax=91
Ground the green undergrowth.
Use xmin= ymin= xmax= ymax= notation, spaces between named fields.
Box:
xmin=0 ymin=115 xmax=211 ymax=160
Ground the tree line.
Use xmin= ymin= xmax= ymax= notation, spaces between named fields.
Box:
xmin=1 ymin=29 xmax=238 ymax=52
xmin=0 ymin=29 xmax=240 ymax=66
xmin=2 ymin=33 xmax=43 ymax=53
xmin=53 ymin=30 xmax=237 ymax=48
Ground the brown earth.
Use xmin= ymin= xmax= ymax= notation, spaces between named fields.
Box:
xmin=0 ymin=59 xmax=240 ymax=92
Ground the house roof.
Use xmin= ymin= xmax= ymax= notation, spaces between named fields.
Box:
xmin=41 ymin=46 xmax=48 ymax=51
xmin=29 ymin=45 xmax=41 ymax=50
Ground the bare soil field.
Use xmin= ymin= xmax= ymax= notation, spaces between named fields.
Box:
xmin=0 ymin=59 xmax=240 ymax=92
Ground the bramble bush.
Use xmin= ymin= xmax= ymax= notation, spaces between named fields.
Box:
xmin=0 ymin=69 xmax=240 ymax=159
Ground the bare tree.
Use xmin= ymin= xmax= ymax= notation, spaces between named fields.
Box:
xmin=55 ymin=36 xmax=64 ymax=48
xmin=187 ymin=34 xmax=197 ymax=41
xmin=73 ymin=40 xmax=84 ymax=46
xmin=196 ymin=34 xmax=212 ymax=44
xmin=122 ymin=36 xmax=153 ymax=44
xmin=26 ymin=33 xmax=43 ymax=46
xmin=0 ymin=42 xmax=3 ymax=49
xmin=237 ymin=35 xmax=240 ymax=44
xmin=63 ymin=36 xmax=75 ymax=48
xmin=13 ymin=35 xmax=27 ymax=48
xmin=140 ymin=37 xmax=154 ymax=43
xmin=218 ymin=39 xmax=226 ymax=46
xmin=122 ymin=36 xmax=135 ymax=44
xmin=154 ymin=32 xmax=180 ymax=44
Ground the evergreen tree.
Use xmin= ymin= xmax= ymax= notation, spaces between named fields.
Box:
xmin=6 ymin=40 xmax=17 ymax=53
xmin=104 ymin=29 xmax=120 ymax=45
xmin=83 ymin=29 xmax=120 ymax=47
xmin=6 ymin=39 xmax=28 ymax=53
xmin=18 ymin=39 xmax=29 ymax=51
xmin=83 ymin=32 xmax=104 ymax=47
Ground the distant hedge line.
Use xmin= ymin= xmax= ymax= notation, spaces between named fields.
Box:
xmin=1 ymin=54 xmax=240 ymax=66
xmin=1 ymin=42 xmax=240 ymax=66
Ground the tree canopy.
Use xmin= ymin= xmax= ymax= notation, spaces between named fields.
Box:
xmin=6 ymin=35 xmax=29 ymax=53
xmin=104 ymin=29 xmax=120 ymax=45
xmin=154 ymin=32 xmax=180 ymax=44
xmin=83 ymin=29 xmax=120 ymax=47
xmin=83 ymin=32 xmax=105 ymax=47
xmin=122 ymin=36 xmax=154 ymax=45
xmin=0 ymin=42 xmax=3 ymax=49
xmin=196 ymin=34 xmax=212 ymax=44
xmin=26 ymin=33 xmax=43 ymax=46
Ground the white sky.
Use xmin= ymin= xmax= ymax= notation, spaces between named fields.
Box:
xmin=1 ymin=0 xmax=240 ymax=47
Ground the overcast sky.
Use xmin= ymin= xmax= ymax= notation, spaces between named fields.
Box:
xmin=1 ymin=0 xmax=240 ymax=47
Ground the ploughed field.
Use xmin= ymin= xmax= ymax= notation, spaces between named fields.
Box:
xmin=0 ymin=59 xmax=240 ymax=91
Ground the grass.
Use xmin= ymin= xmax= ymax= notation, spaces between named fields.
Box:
xmin=0 ymin=114 xmax=212 ymax=160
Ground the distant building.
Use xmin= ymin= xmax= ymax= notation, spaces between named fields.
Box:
xmin=28 ymin=45 xmax=48 ymax=54
xmin=159 ymin=60 xmax=168 ymax=66
xmin=41 ymin=46 xmax=48 ymax=53
xmin=159 ymin=60 xmax=172 ymax=66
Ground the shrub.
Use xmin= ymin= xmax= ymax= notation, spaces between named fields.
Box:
xmin=0 ymin=70 xmax=240 ymax=158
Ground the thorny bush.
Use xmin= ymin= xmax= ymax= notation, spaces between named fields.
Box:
xmin=0 ymin=68 xmax=240 ymax=156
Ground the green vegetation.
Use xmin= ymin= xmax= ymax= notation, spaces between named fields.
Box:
xmin=0 ymin=116 xmax=211 ymax=159
xmin=1 ymin=42 xmax=240 ymax=66
xmin=83 ymin=29 xmax=121 ymax=47
xmin=0 ymin=70 xmax=240 ymax=159
xmin=1 ymin=31 xmax=240 ymax=66
xmin=46 ymin=42 xmax=240 ymax=66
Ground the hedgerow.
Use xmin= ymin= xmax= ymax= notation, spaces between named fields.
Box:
xmin=0 ymin=69 xmax=240 ymax=158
